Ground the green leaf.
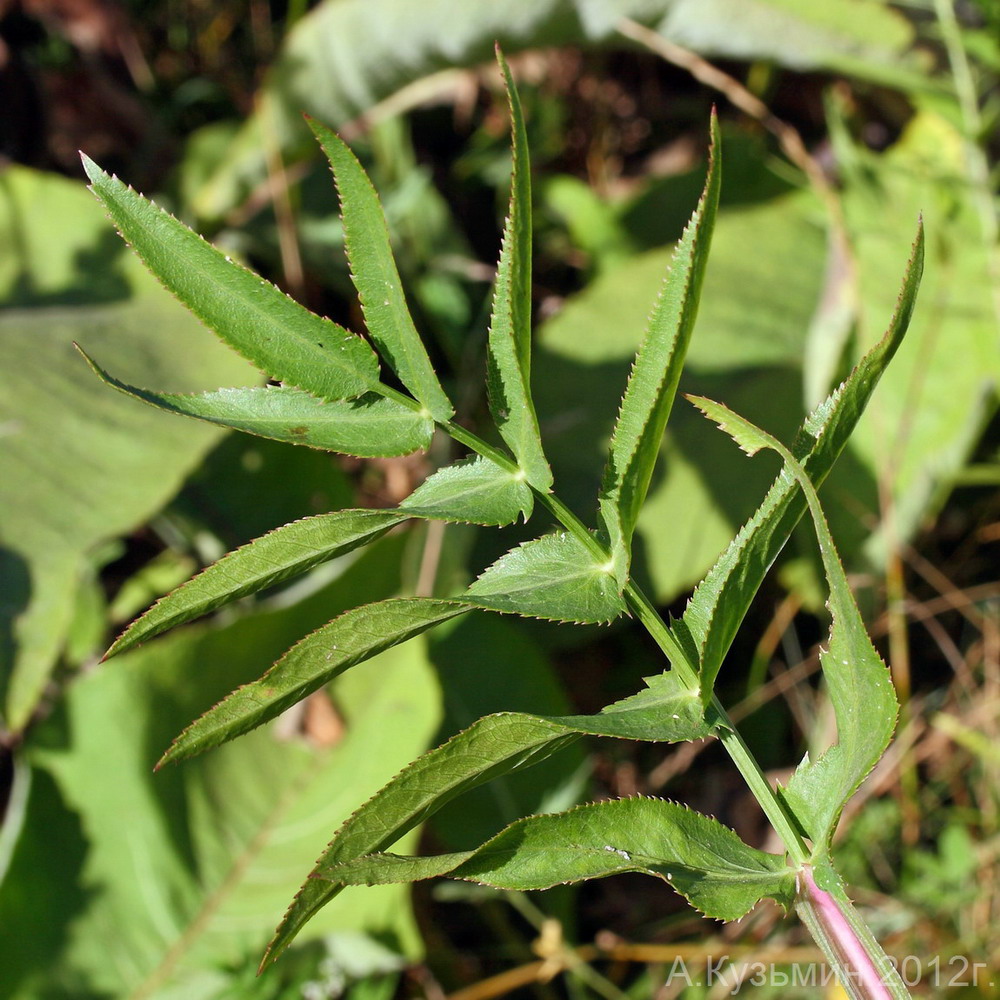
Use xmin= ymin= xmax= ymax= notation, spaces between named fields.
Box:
xmin=466 ymin=532 xmax=626 ymax=624
xmin=596 ymin=111 xmax=721 ymax=587
xmin=400 ymin=455 xmax=533 ymax=526
xmin=679 ymin=223 xmax=924 ymax=707
xmin=317 ymin=798 xmax=794 ymax=921
xmin=495 ymin=48 xmax=532 ymax=381
xmin=267 ymin=713 xmax=582 ymax=965
xmin=81 ymin=155 xmax=381 ymax=400
xmin=0 ymin=166 xmax=256 ymax=733
xmin=588 ymin=669 xmax=709 ymax=739
xmin=690 ymin=397 xmax=898 ymax=850
xmin=267 ymin=684 xmax=711 ymax=963
xmin=159 ymin=598 xmax=470 ymax=766
xmin=308 ymin=118 xmax=454 ymax=421
xmin=159 ymin=569 xmax=680 ymax=773
xmin=105 ymin=509 xmax=405 ymax=658
xmin=688 ymin=398 xmax=774 ymax=458
xmin=484 ymin=49 xmax=552 ymax=491
xmin=79 ymin=349 xmax=432 ymax=457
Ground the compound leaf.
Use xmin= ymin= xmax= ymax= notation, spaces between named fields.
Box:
xmin=680 ymin=223 xmax=924 ymax=707
xmin=400 ymin=455 xmax=533 ymax=526
xmin=691 ymin=397 xmax=898 ymax=850
xmin=596 ymin=111 xmax=721 ymax=587
xmin=317 ymin=798 xmax=794 ymax=922
xmin=309 ymin=118 xmax=454 ymax=421
xmin=82 ymin=155 xmax=380 ymax=400
xmin=485 ymin=48 xmax=552 ymax=491
xmin=80 ymin=350 xmax=433 ymax=457
xmin=159 ymin=598 xmax=471 ymax=766
xmin=105 ymin=509 xmax=406 ymax=658
xmin=466 ymin=532 xmax=626 ymax=624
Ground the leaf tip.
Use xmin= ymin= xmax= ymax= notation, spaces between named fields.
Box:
xmin=154 ymin=738 xmax=188 ymax=770
xmin=706 ymin=106 xmax=721 ymax=167
xmin=102 ymin=629 xmax=135 ymax=660
xmin=684 ymin=393 xmax=725 ymax=428
xmin=305 ymin=114 xmax=337 ymax=146
xmin=79 ymin=151 xmax=101 ymax=183
xmin=685 ymin=394 xmax=766 ymax=457
xmin=912 ymin=214 xmax=925 ymax=257
xmin=73 ymin=342 xmax=111 ymax=384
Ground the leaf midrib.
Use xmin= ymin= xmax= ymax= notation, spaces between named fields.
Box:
xmin=180 ymin=401 xmax=421 ymax=427
xmin=462 ymin=844 xmax=784 ymax=883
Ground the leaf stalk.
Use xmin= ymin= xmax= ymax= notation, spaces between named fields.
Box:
xmin=425 ymin=412 xmax=813 ymax=867
xmin=795 ymin=865 xmax=910 ymax=1000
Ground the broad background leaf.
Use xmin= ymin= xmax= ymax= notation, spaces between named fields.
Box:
xmin=0 ymin=167 xmax=255 ymax=732
xmin=837 ymin=111 xmax=1000 ymax=562
xmin=190 ymin=0 xmax=920 ymax=222
xmin=0 ymin=539 xmax=440 ymax=1000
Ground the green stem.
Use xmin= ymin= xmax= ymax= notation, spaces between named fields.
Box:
xmin=715 ymin=714 xmax=812 ymax=863
xmin=434 ymin=414 xmax=812 ymax=865
xmin=623 ymin=578 xmax=810 ymax=865
xmin=376 ymin=385 xmax=813 ymax=864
